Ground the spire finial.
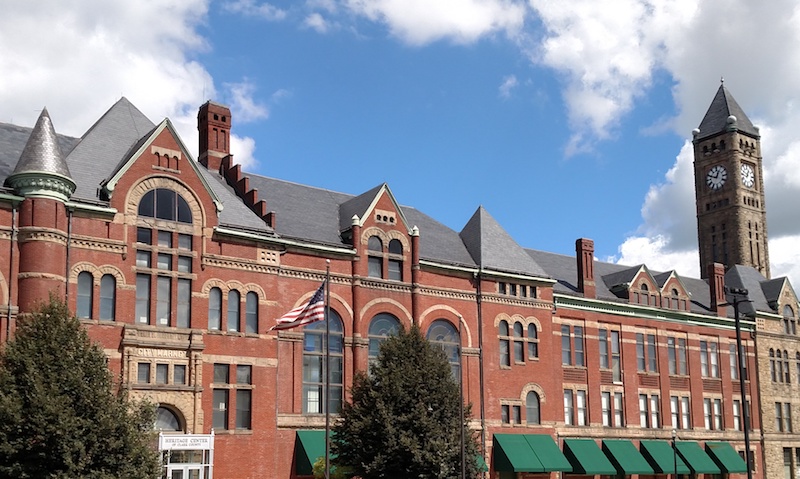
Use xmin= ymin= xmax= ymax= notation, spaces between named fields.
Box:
xmin=720 ymin=76 xmax=724 ymax=85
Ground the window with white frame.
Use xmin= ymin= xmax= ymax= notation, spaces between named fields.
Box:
xmin=670 ymin=396 xmax=691 ymax=430
xmin=700 ymin=340 xmax=720 ymax=378
xmin=667 ymin=336 xmax=687 ymax=375
xmin=562 ymin=325 xmax=585 ymax=367
xmin=601 ymin=391 xmax=624 ymax=427
xmin=636 ymin=333 xmax=658 ymax=373
xmin=599 ymin=328 xmax=621 ymax=382
xmin=639 ymin=393 xmax=659 ymax=428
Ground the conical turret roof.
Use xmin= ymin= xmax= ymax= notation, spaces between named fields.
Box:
xmin=5 ymin=108 xmax=76 ymax=201
xmin=11 ymin=108 xmax=72 ymax=178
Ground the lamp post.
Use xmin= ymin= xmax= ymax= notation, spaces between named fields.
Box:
xmin=723 ymin=287 xmax=754 ymax=479
xmin=671 ymin=429 xmax=677 ymax=479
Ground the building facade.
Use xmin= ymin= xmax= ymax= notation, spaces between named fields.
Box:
xmin=0 ymin=86 xmax=797 ymax=478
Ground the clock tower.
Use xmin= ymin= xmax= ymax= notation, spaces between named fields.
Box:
xmin=693 ymin=82 xmax=769 ymax=279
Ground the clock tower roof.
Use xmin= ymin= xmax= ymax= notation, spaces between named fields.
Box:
xmin=696 ymin=83 xmax=759 ymax=141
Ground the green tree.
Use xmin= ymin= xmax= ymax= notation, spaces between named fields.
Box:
xmin=332 ymin=324 xmax=481 ymax=479
xmin=0 ymin=297 xmax=161 ymax=478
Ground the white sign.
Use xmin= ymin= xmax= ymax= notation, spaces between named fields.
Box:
xmin=160 ymin=434 xmax=214 ymax=451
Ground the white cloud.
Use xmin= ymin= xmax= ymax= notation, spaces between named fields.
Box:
xmin=223 ymin=80 xmax=270 ymax=123
xmin=530 ymin=0 xmax=800 ymax=288
xmin=525 ymin=0 xmax=698 ymax=153
xmin=304 ymin=12 xmax=331 ymax=33
xmin=0 ymin=1 xmax=265 ymax=172
xmin=345 ymin=0 xmax=526 ymax=45
xmin=498 ymin=75 xmax=518 ymax=99
xmin=0 ymin=0 xmax=213 ymax=140
xmin=222 ymin=0 xmax=287 ymax=21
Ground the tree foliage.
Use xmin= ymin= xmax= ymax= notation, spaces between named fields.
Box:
xmin=0 ymin=297 xmax=161 ymax=478
xmin=332 ymin=324 xmax=481 ymax=479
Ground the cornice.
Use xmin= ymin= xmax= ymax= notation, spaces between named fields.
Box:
xmin=5 ymin=171 xmax=76 ymax=202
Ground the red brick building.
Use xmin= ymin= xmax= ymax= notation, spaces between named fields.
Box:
xmin=0 ymin=86 xmax=794 ymax=478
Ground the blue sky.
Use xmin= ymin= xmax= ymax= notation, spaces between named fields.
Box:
xmin=3 ymin=0 xmax=800 ymax=286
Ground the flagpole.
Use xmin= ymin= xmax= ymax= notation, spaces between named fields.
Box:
xmin=324 ymin=260 xmax=331 ymax=479
xmin=459 ymin=317 xmax=465 ymax=479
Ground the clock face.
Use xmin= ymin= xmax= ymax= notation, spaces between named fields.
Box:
xmin=741 ymin=164 xmax=755 ymax=188
xmin=706 ymin=165 xmax=727 ymax=190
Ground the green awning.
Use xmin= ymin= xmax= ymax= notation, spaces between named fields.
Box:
xmin=676 ymin=441 xmax=721 ymax=474
xmin=602 ymin=440 xmax=655 ymax=475
xmin=705 ymin=442 xmax=748 ymax=474
xmin=295 ymin=430 xmax=333 ymax=476
xmin=475 ymin=455 xmax=489 ymax=472
xmin=640 ymin=440 xmax=691 ymax=475
xmin=563 ymin=438 xmax=617 ymax=476
xmin=493 ymin=434 xmax=571 ymax=473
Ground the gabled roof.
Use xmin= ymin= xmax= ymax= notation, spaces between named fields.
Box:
xmin=460 ymin=206 xmax=549 ymax=278
xmin=696 ymin=84 xmax=759 ymax=141
xmin=247 ymin=173 xmax=476 ymax=265
xmin=654 ymin=270 xmax=691 ymax=296
xmin=527 ymin=248 xmax=719 ymax=315
xmin=65 ymin=97 xmax=156 ymax=201
xmin=602 ymin=265 xmax=646 ymax=291
xmin=724 ymin=265 xmax=774 ymax=316
xmin=338 ymin=183 xmax=412 ymax=233
xmin=101 ymin=118 xmax=222 ymax=211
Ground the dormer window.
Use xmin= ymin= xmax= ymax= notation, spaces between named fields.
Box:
xmin=368 ymin=236 xmax=383 ymax=278
xmin=366 ymin=236 xmax=404 ymax=281
xmin=388 ymin=239 xmax=403 ymax=281
xmin=783 ymin=305 xmax=796 ymax=335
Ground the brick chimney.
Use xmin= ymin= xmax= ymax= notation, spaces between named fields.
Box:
xmin=708 ymin=262 xmax=726 ymax=316
xmin=198 ymin=101 xmax=232 ymax=172
xmin=576 ymin=238 xmax=596 ymax=299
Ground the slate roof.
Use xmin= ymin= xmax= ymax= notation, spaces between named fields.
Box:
xmin=0 ymin=97 xmax=790 ymax=317
xmin=696 ymin=84 xmax=759 ymax=140
xmin=527 ymin=248 xmax=719 ymax=316
xmin=9 ymin=108 xmax=72 ymax=181
xmin=0 ymin=122 xmax=79 ymax=188
xmin=247 ymin=174 xmax=478 ymax=266
xmin=460 ymin=207 xmax=549 ymax=278
xmin=65 ymin=97 xmax=156 ymax=201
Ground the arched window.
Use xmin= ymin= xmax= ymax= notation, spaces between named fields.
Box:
xmin=368 ymin=313 xmax=401 ymax=369
xmin=245 ymin=292 xmax=258 ymax=333
xmin=154 ymin=406 xmax=182 ymax=432
xmin=303 ymin=310 xmax=344 ymax=414
xmin=784 ymin=305 xmax=796 ymax=335
xmin=427 ymin=319 xmax=460 ymax=380
xmin=387 ymin=239 xmax=403 ymax=281
xmin=527 ymin=323 xmax=539 ymax=359
xmin=526 ymin=391 xmax=541 ymax=425
xmin=499 ymin=320 xmax=510 ymax=367
xmin=227 ymin=290 xmax=240 ymax=332
xmin=138 ymin=188 xmax=192 ymax=223
xmin=99 ymin=274 xmax=116 ymax=320
xmin=209 ymin=287 xmax=222 ymax=330
xmin=770 ymin=349 xmax=777 ymax=382
xmin=513 ymin=322 xmax=524 ymax=363
xmin=77 ymin=271 xmax=93 ymax=318
xmin=135 ymin=188 xmax=194 ymax=327
xmin=368 ymin=236 xmax=383 ymax=278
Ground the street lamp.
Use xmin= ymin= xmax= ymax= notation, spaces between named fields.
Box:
xmin=671 ymin=429 xmax=677 ymax=479
xmin=722 ymin=287 xmax=754 ymax=479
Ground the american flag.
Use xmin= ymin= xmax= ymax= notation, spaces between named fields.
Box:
xmin=270 ymin=281 xmax=326 ymax=330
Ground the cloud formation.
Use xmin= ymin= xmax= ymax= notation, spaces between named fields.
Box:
xmin=0 ymin=0 xmax=265 ymax=169
xmin=344 ymin=0 xmax=526 ymax=45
